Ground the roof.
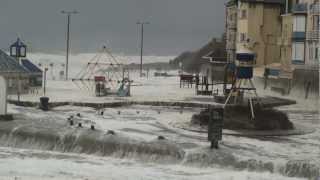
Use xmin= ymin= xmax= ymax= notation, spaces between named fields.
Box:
xmin=21 ymin=59 xmax=42 ymax=73
xmin=0 ymin=49 xmax=28 ymax=74
xmin=10 ymin=38 xmax=27 ymax=48
xmin=203 ymin=49 xmax=227 ymax=63
xmin=226 ymin=0 xmax=238 ymax=7
xmin=240 ymin=0 xmax=285 ymax=4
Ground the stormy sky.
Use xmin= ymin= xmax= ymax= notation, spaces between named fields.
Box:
xmin=0 ymin=0 xmax=227 ymax=56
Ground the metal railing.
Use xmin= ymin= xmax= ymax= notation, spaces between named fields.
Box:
xmin=292 ymin=31 xmax=306 ymax=41
xmin=309 ymin=2 xmax=320 ymax=14
xmin=292 ymin=3 xmax=308 ymax=14
xmin=307 ymin=30 xmax=320 ymax=41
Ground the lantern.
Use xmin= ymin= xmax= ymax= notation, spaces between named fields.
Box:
xmin=10 ymin=38 xmax=27 ymax=58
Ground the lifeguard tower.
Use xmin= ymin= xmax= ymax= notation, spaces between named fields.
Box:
xmin=224 ymin=47 xmax=260 ymax=119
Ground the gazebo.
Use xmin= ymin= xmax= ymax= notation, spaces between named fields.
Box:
xmin=0 ymin=49 xmax=29 ymax=94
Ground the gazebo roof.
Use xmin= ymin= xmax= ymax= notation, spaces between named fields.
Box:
xmin=21 ymin=59 xmax=42 ymax=73
xmin=0 ymin=49 xmax=28 ymax=74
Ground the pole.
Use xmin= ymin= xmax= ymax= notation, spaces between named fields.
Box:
xmin=137 ymin=21 xmax=149 ymax=77
xmin=65 ymin=14 xmax=70 ymax=80
xmin=17 ymin=74 xmax=20 ymax=102
xmin=17 ymin=57 xmax=21 ymax=102
xmin=61 ymin=10 xmax=78 ymax=80
xmin=140 ymin=24 xmax=144 ymax=77
xmin=44 ymin=68 xmax=48 ymax=96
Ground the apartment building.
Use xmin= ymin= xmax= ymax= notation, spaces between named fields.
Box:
xmin=238 ymin=0 xmax=284 ymax=66
xmin=280 ymin=0 xmax=319 ymax=67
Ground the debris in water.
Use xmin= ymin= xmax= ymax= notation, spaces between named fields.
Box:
xmin=107 ymin=130 xmax=115 ymax=135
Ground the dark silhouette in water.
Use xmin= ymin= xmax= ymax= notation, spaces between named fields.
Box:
xmin=192 ymin=106 xmax=294 ymax=130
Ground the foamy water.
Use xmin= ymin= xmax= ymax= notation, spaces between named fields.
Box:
xmin=0 ymin=104 xmax=318 ymax=179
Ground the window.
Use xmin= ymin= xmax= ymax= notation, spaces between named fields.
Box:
xmin=309 ymin=44 xmax=319 ymax=61
xmin=8 ymin=79 xmax=12 ymax=88
xmin=309 ymin=46 xmax=314 ymax=60
xmin=249 ymin=4 xmax=256 ymax=8
xmin=313 ymin=15 xmax=319 ymax=30
xmin=293 ymin=16 xmax=306 ymax=32
xmin=292 ymin=42 xmax=305 ymax=63
xmin=240 ymin=33 xmax=246 ymax=42
xmin=240 ymin=9 xmax=247 ymax=19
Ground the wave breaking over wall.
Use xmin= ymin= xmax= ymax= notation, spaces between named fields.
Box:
xmin=0 ymin=117 xmax=185 ymax=163
xmin=0 ymin=115 xmax=318 ymax=179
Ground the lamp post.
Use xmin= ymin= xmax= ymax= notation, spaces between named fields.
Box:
xmin=38 ymin=62 xmax=50 ymax=111
xmin=43 ymin=67 xmax=48 ymax=96
xmin=61 ymin=10 xmax=78 ymax=80
xmin=38 ymin=61 xmax=51 ymax=96
xmin=136 ymin=21 xmax=150 ymax=77
xmin=10 ymin=38 xmax=27 ymax=102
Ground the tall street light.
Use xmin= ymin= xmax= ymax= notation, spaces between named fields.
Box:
xmin=137 ymin=21 xmax=150 ymax=77
xmin=61 ymin=10 xmax=78 ymax=80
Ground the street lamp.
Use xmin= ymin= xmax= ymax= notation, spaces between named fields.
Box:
xmin=43 ymin=67 xmax=48 ymax=96
xmin=10 ymin=38 xmax=27 ymax=102
xmin=136 ymin=21 xmax=150 ymax=77
xmin=61 ymin=10 xmax=78 ymax=80
xmin=38 ymin=63 xmax=50 ymax=111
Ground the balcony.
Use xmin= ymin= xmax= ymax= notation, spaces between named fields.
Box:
xmin=292 ymin=32 xmax=306 ymax=41
xmin=307 ymin=31 xmax=320 ymax=41
xmin=292 ymin=59 xmax=305 ymax=65
xmin=292 ymin=3 xmax=307 ymax=14
xmin=227 ymin=22 xmax=237 ymax=29
xmin=309 ymin=2 xmax=320 ymax=14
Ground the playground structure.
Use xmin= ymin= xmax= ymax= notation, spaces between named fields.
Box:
xmin=72 ymin=46 xmax=131 ymax=97
xmin=224 ymin=47 xmax=260 ymax=119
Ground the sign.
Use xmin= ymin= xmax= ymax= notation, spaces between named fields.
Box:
xmin=208 ymin=107 xmax=224 ymax=141
xmin=0 ymin=76 xmax=7 ymax=115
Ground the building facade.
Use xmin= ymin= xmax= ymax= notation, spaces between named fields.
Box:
xmin=226 ymin=0 xmax=238 ymax=63
xmin=280 ymin=0 xmax=319 ymax=68
xmin=236 ymin=0 xmax=284 ymax=66
xmin=306 ymin=0 xmax=320 ymax=66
